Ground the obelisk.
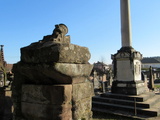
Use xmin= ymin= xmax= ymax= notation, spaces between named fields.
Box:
xmin=111 ymin=0 xmax=147 ymax=95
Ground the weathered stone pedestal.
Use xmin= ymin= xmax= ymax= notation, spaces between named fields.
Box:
xmin=12 ymin=24 xmax=93 ymax=120
xmin=111 ymin=47 xmax=147 ymax=95
xmin=21 ymin=83 xmax=93 ymax=120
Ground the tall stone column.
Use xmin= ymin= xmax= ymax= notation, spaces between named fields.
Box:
xmin=111 ymin=0 xmax=147 ymax=95
xmin=121 ymin=0 xmax=132 ymax=47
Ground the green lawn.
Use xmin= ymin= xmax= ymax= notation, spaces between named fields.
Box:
xmin=155 ymin=84 xmax=160 ymax=88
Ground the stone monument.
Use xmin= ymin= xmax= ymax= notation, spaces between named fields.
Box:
xmin=12 ymin=24 xmax=93 ymax=120
xmin=111 ymin=0 xmax=147 ymax=95
xmin=92 ymin=1 xmax=160 ymax=119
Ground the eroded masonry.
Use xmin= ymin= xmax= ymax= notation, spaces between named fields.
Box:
xmin=12 ymin=24 xmax=93 ymax=120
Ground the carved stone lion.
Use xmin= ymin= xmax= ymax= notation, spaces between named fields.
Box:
xmin=50 ymin=24 xmax=70 ymax=43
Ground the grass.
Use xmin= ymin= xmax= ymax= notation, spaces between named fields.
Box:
xmin=155 ymin=84 xmax=160 ymax=88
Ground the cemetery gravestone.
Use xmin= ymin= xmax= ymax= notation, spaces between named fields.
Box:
xmin=93 ymin=71 xmax=100 ymax=89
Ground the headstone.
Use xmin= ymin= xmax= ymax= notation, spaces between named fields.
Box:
xmin=102 ymin=74 xmax=107 ymax=93
xmin=148 ymin=66 xmax=154 ymax=90
xmin=108 ymin=69 xmax=113 ymax=86
xmin=153 ymin=73 xmax=157 ymax=80
xmin=102 ymin=74 xmax=106 ymax=82
xmin=143 ymin=74 xmax=149 ymax=92
xmin=111 ymin=0 xmax=147 ymax=95
xmin=157 ymin=73 xmax=160 ymax=79
xmin=93 ymin=70 xmax=100 ymax=89
xmin=12 ymin=24 xmax=93 ymax=120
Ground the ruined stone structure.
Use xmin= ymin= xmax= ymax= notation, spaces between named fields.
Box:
xmin=12 ymin=24 xmax=93 ymax=120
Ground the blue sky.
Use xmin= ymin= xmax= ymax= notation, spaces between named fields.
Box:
xmin=0 ymin=0 xmax=160 ymax=64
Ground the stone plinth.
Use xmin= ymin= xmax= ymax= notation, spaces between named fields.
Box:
xmin=20 ymin=83 xmax=93 ymax=120
xmin=111 ymin=47 xmax=147 ymax=95
xmin=12 ymin=24 xmax=93 ymax=120
xmin=21 ymin=85 xmax=72 ymax=120
xmin=72 ymin=82 xmax=93 ymax=119
xmin=13 ymin=63 xmax=92 ymax=84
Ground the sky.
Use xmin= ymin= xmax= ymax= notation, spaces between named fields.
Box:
xmin=0 ymin=0 xmax=160 ymax=64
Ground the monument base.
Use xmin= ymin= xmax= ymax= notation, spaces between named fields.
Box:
xmin=111 ymin=80 xmax=147 ymax=95
xmin=111 ymin=46 xmax=147 ymax=95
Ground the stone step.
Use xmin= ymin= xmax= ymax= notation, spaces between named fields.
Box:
xmin=142 ymin=95 xmax=160 ymax=108
xmin=92 ymin=108 xmax=148 ymax=120
xmin=92 ymin=101 xmax=159 ymax=117
xmin=145 ymin=98 xmax=160 ymax=113
xmin=93 ymin=94 xmax=160 ymax=109
xmin=93 ymin=96 xmax=146 ymax=109
xmin=100 ymin=92 xmax=155 ymax=102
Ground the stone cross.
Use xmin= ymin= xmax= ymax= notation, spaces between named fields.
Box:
xmin=121 ymin=0 xmax=132 ymax=47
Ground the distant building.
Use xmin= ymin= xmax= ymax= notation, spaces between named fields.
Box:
xmin=93 ymin=61 xmax=109 ymax=71
xmin=141 ymin=57 xmax=160 ymax=68
xmin=6 ymin=64 xmax=13 ymax=72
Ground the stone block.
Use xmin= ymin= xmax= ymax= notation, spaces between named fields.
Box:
xmin=72 ymin=97 xmax=92 ymax=120
xmin=111 ymin=81 xmax=147 ymax=95
xmin=72 ymin=82 xmax=93 ymax=120
xmin=21 ymin=102 xmax=72 ymax=120
xmin=21 ymin=85 xmax=72 ymax=120
xmin=53 ymin=63 xmax=93 ymax=77
xmin=21 ymin=43 xmax=91 ymax=64
xmin=21 ymin=85 xmax=72 ymax=105
xmin=14 ymin=63 xmax=93 ymax=84
xmin=72 ymin=82 xmax=94 ymax=101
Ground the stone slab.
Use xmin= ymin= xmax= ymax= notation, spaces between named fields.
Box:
xmin=21 ymin=85 xmax=72 ymax=105
xmin=111 ymin=80 xmax=147 ymax=95
xmin=72 ymin=82 xmax=94 ymax=101
xmin=21 ymin=102 xmax=72 ymax=120
xmin=72 ymin=97 xmax=92 ymax=120
xmin=21 ymin=43 xmax=91 ymax=64
xmin=14 ymin=63 xmax=93 ymax=84
xmin=72 ymin=82 xmax=93 ymax=120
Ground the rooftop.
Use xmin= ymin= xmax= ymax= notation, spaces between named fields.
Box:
xmin=142 ymin=57 xmax=160 ymax=63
